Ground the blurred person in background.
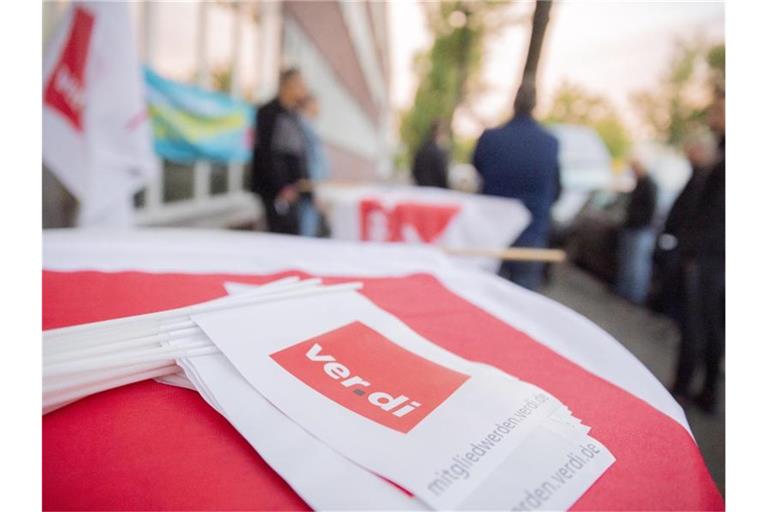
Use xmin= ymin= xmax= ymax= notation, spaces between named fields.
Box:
xmin=649 ymin=130 xmax=717 ymax=321
xmin=412 ymin=120 xmax=450 ymax=188
xmin=615 ymin=158 xmax=658 ymax=304
xmin=297 ymin=94 xmax=330 ymax=237
xmin=671 ymin=89 xmax=726 ymax=413
xmin=250 ymin=68 xmax=309 ymax=234
xmin=472 ymin=79 xmax=560 ymax=291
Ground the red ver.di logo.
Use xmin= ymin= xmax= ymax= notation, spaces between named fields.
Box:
xmin=44 ymin=6 xmax=94 ymax=131
xmin=270 ymin=321 xmax=469 ymax=433
xmin=360 ymin=198 xmax=460 ymax=243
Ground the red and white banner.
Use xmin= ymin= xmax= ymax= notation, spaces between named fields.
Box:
xmin=43 ymin=2 xmax=158 ymax=226
xmin=318 ymin=185 xmax=531 ymax=270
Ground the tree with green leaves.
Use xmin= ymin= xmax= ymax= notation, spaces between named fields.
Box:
xmin=632 ymin=39 xmax=725 ymax=147
xmin=543 ymin=81 xmax=631 ymax=161
xmin=398 ymin=1 xmax=513 ymax=166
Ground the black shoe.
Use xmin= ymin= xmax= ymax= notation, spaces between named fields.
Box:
xmin=669 ymin=386 xmax=690 ymax=406
xmin=693 ymin=392 xmax=718 ymax=415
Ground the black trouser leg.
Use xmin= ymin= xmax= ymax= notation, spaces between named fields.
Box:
xmin=699 ymin=261 xmax=725 ymax=405
xmin=260 ymin=193 xmax=299 ymax=235
xmin=499 ymin=235 xmax=547 ymax=291
xmin=672 ymin=264 xmax=703 ymax=395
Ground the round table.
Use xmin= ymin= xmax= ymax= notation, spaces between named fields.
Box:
xmin=43 ymin=229 xmax=723 ymax=510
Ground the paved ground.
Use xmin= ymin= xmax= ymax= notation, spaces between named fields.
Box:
xmin=541 ymin=263 xmax=725 ymax=497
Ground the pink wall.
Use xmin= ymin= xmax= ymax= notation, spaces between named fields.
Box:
xmin=283 ymin=1 xmax=380 ymax=124
xmin=325 ymin=141 xmax=378 ymax=181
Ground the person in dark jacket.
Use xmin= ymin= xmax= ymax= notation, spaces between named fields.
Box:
xmin=412 ymin=120 xmax=450 ymax=188
xmin=472 ymin=79 xmax=560 ymax=290
xmin=250 ymin=68 xmax=308 ymax=234
xmin=615 ymin=159 xmax=658 ymax=304
xmin=671 ymin=89 xmax=726 ymax=413
xmin=649 ymin=132 xmax=717 ymax=320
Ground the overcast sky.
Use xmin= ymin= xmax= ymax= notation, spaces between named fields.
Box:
xmin=389 ymin=1 xmax=725 ymax=139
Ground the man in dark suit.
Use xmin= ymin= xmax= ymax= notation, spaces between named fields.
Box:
xmin=650 ymin=132 xmax=716 ymax=320
xmin=671 ymin=89 xmax=726 ymax=413
xmin=251 ymin=68 xmax=308 ymax=234
xmin=412 ymin=120 xmax=450 ymax=189
xmin=472 ymin=80 xmax=560 ymax=290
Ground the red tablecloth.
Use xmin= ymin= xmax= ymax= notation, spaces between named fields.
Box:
xmin=43 ymin=270 xmax=724 ymax=510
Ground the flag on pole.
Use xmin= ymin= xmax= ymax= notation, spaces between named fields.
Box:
xmin=318 ymin=184 xmax=531 ymax=270
xmin=144 ymin=67 xmax=255 ymax=164
xmin=43 ymin=2 xmax=158 ymax=226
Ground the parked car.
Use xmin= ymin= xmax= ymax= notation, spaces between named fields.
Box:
xmin=542 ymin=125 xmax=617 ymax=284
xmin=549 ymin=124 xmax=616 ymax=223
xmin=560 ymin=146 xmax=692 ymax=287
xmin=564 ymin=190 xmax=629 ymax=285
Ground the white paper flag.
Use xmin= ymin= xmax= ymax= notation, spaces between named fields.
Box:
xmin=43 ymin=1 xmax=158 ymax=226
xmin=189 ymin=286 xmax=614 ymax=509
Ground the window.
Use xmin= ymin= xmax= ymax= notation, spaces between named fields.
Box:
xmin=163 ymin=161 xmax=195 ymax=203
xmin=211 ymin=163 xmax=229 ymax=195
xmin=152 ymin=2 xmax=199 ymax=83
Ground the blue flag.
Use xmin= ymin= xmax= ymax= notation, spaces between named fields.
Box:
xmin=144 ymin=67 xmax=255 ymax=163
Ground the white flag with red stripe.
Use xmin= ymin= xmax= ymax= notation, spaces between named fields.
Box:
xmin=318 ymin=185 xmax=531 ymax=270
xmin=43 ymin=2 xmax=158 ymax=226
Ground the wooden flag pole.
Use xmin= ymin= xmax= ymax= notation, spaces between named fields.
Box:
xmin=297 ymin=179 xmax=355 ymax=193
xmin=443 ymin=246 xmax=566 ymax=263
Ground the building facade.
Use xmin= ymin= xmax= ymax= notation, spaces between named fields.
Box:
xmin=42 ymin=1 xmax=393 ymax=227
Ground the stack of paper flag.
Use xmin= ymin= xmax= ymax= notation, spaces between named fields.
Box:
xmin=44 ymin=277 xmax=614 ymax=510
